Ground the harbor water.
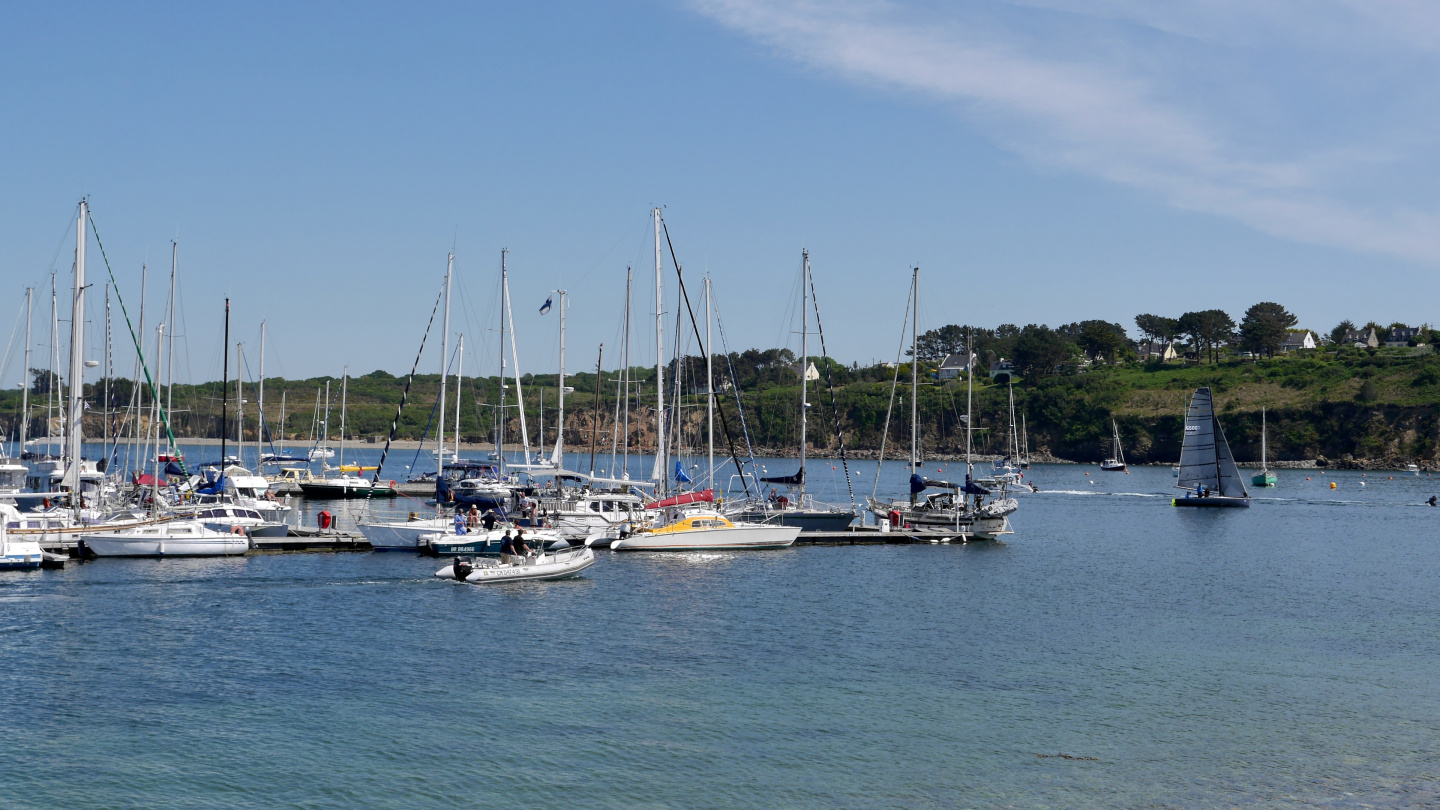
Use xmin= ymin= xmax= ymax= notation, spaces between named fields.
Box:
xmin=3 ymin=460 xmax=1439 ymax=807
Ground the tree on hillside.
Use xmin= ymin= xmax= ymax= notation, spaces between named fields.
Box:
xmin=1012 ymin=325 xmax=1074 ymax=377
xmin=1238 ymin=302 xmax=1297 ymax=358
xmin=1134 ymin=314 xmax=1180 ymax=345
xmin=1178 ymin=310 xmax=1235 ymax=363
xmin=1329 ymin=320 xmax=1356 ymax=345
xmin=1073 ymin=320 xmax=1131 ymax=363
xmin=912 ymin=325 xmax=966 ymax=362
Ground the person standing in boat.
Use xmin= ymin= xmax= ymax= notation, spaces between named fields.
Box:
xmin=500 ymin=529 xmax=515 ymax=564
xmin=453 ymin=510 xmax=468 ymax=536
xmin=514 ymin=529 xmax=531 ymax=560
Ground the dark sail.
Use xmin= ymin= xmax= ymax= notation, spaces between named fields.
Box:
xmin=1176 ymin=386 xmax=1248 ymax=499
xmin=761 ymin=467 xmax=805 ymax=487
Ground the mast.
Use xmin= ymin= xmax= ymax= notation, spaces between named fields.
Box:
xmin=220 ymin=299 xmax=229 ymax=488
xmin=619 ymin=268 xmax=632 ymax=476
xmin=502 ymin=251 xmax=531 ymax=467
xmin=497 ymin=249 xmax=507 ymax=473
xmin=235 ymin=343 xmax=244 ymax=453
xmin=338 ymin=366 xmax=348 ymax=470
xmin=705 ymin=275 xmax=714 ymax=489
xmin=453 ymin=334 xmax=463 ymax=463
xmin=62 ymin=199 xmax=88 ymax=500
xmin=653 ymin=208 xmax=666 ymax=495
xmin=165 ymin=241 xmax=177 ymax=443
xmin=589 ymin=345 xmax=603 ymax=476
xmin=438 ymin=252 xmax=452 ymax=480
xmin=909 ymin=267 xmax=919 ymax=485
xmin=103 ymin=285 xmax=110 ymax=459
xmin=152 ymin=323 xmax=164 ymax=513
xmin=799 ymin=250 xmax=809 ymax=500
xmin=259 ymin=322 xmax=266 ymax=463
xmin=48 ymin=276 xmax=56 ymax=455
xmin=1261 ymin=407 xmax=1267 ymax=469
xmin=19 ymin=287 xmax=31 ymax=453
xmin=965 ymin=326 xmax=974 ymax=473
xmin=554 ymin=288 xmax=566 ymax=467
xmin=279 ymin=390 xmax=287 ymax=449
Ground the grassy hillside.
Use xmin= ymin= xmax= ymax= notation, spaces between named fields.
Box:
xmin=6 ymin=346 xmax=1437 ymax=466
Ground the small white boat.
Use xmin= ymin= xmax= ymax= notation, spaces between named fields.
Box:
xmin=1407 ymin=463 xmax=1420 ymax=475
xmin=0 ymin=522 xmax=43 ymax=570
xmin=610 ymin=511 xmax=799 ymax=551
xmin=358 ymin=514 xmax=457 ymax=550
xmin=434 ymin=546 xmax=595 ymax=584
xmin=82 ymin=520 xmax=249 ymax=557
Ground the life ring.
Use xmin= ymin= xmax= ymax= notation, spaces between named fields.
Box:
xmin=230 ymin=525 xmax=246 ymax=536
xmin=389 ymin=480 xmax=396 ymax=489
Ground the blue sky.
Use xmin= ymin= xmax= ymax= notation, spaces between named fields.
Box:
xmin=3 ymin=1 xmax=1438 ymax=386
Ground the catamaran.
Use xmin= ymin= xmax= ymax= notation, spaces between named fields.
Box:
xmin=1174 ymin=387 xmax=1250 ymax=507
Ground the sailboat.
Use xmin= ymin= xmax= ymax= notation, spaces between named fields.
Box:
xmin=1174 ymin=387 xmax=1250 ymax=507
xmin=0 ymin=509 xmax=44 ymax=570
xmin=1252 ymin=408 xmax=1277 ymax=487
xmin=1100 ymin=419 xmax=1127 ymax=471
xmin=610 ymin=209 xmax=799 ymax=552
xmin=727 ymin=251 xmax=855 ymax=531
xmin=866 ymin=270 xmax=1016 ymax=540
xmin=298 ymin=369 xmax=398 ymax=499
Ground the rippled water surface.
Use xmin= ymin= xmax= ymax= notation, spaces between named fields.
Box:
xmin=3 ymin=460 xmax=1440 ymax=808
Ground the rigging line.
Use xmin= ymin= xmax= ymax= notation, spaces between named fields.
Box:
xmin=711 ymin=289 xmax=760 ymax=482
xmin=807 ymin=265 xmax=856 ymax=511
xmin=367 ymin=275 xmax=447 ymax=498
xmin=87 ymin=209 xmax=189 ymax=476
xmin=659 ymin=215 xmax=751 ymax=499
xmin=872 ymin=276 xmax=914 ymax=500
xmin=404 ymin=341 xmax=464 ymax=473
xmin=0 ymin=296 xmax=28 ymax=391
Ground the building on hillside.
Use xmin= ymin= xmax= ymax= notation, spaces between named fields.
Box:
xmin=1386 ymin=326 xmax=1422 ymax=347
xmin=989 ymin=359 xmax=1018 ymax=381
xmin=1139 ymin=341 xmax=1178 ymax=362
xmin=1342 ymin=327 xmax=1380 ymax=348
xmin=937 ymin=353 xmax=972 ymax=380
xmin=1281 ymin=331 xmax=1316 ymax=352
xmin=792 ymin=361 xmax=820 ymax=382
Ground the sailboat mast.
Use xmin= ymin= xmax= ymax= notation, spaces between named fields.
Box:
xmin=497 ymin=250 xmax=507 ymax=473
xmin=258 ymin=322 xmax=266 ymax=462
xmin=910 ymin=267 xmax=918 ymax=481
xmin=453 ymin=334 xmax=463 ymax=462
xmin=1261 ymin=407 xmax=1267 ymax=468
xmin=653 ymin=208 xmax=666 ymax=495
xmin=500 ymin=249 xmax=532 ymax=468
xmin=63 ymin=199 xmax=88 ymax=503
xmin=19 ymin=287 xmax=31 ymax=453
xmin=339 ymin=366 xmax=348 ymax=470
xmin=555 ymin=289 xmax=565 ymax=466
xmin=438 ymin=252 xmax=452 ymax=480
xmin=965 ymin=327 xmax=974 ymax=472
xmin=799 ymin=250 xmax=809 ymax=500
xmin=103 ymin=285 xmax=110 ymax=458
xmin=165 ymin=242 xmax=177 ymax=439
xmin=235 ymin=343 xmax=244 ymax=452
xmin=589 ymin=345 xmax=603 ymax=476
xmin=621 ymin=267 xmax=632 ymax=475
xmin=220 ymin=299 xmax=229 ymax=482
xmin=705 ymin=276 xmax=714 ymax=489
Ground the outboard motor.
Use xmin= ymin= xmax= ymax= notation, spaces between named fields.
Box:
xmin=452 ymin=556 xmax=473 ymax=582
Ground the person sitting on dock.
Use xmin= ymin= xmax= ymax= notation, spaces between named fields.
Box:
xmin=482 ymin=509 xmax=498 ymax=531
xmin=500 ymin=530 xmax=515 ymax=564
xmin=513 ymin=529 xmax=531 ymax=560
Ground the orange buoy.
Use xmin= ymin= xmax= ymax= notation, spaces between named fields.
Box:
xmin=1330 ymin=482 xmax=1337 ymax=489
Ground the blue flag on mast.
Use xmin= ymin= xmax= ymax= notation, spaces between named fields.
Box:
xmin=539 ymin=296 xmax=553 ymax=315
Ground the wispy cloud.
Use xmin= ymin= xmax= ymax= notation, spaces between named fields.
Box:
xmin=692 ymin=0 xmax=1440 ymax=264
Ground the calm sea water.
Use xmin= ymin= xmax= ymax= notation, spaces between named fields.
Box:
xmin=3 ymin=454 xmax=1439 ymax=808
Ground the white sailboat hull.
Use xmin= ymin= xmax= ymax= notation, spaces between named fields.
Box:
xmin=357 ymin=517 xmax=454 ymax=550
xmin=611 ymin=523 xmax=799 ymax=551
xmin=83 ymin=521 xmax=249 ymax=557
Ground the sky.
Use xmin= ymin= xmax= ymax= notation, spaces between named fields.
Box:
xmin=3 ymin=0 xmax=1439 ymax=387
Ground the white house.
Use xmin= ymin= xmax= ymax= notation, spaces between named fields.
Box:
xmin=1386 ymin=326 xmax=1422 ymax=347
xmin=1139 ymin=341 xmax=1178 ymax=362
xmin=937 ymin=353 xmax=972 ymax=380
xmin=989 ymin=359 xmax=1019 ymax=381
xmin=1281 ymin=331 xmax=1316 ymax=352
xmin=792 ymin=361 xmax=820 ymax=382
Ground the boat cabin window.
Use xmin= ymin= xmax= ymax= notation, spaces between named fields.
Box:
xmin=590 ymin=502 xmax=602 ymax=512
